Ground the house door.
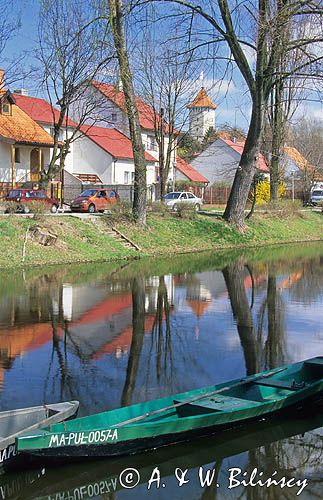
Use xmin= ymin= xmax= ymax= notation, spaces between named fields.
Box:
xmin=30 ymin=148 xmax=43 ymax=182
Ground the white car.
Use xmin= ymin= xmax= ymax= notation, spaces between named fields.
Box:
xmin=163 ymin=191 xmax=202 ymax=211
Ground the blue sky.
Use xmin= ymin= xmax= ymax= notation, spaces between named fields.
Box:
xmin=2 ymin=0 xmax=322 ymax=132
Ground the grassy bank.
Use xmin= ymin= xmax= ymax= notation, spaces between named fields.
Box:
xmin=0 ymin=211 xmax=321 ymax=269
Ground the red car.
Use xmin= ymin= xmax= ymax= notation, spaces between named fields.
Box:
xmin=6 ymin=189 xmax=59 ymax=213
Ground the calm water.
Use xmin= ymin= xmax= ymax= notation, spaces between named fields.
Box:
xmin=0 ymin=243 xmax=322 ymax=499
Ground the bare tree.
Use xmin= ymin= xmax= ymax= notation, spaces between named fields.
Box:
xmin=37 ymin=0 xmax=114 ymax=188
xmin=109 ymin=0 xmax=147 ymax=226
xmin=291 ymin=117 xmax=323 ymax=176
xmin=133 ymin=0 xmax=323 ymax=227
xmin=0 ymin=1 xmax=18 ymax=57
xmin=135 ymin=29 xmax=199 ymax=199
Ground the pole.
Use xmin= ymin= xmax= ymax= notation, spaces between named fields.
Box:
xmin=292 ymin=172 xmax=295 ymax=202
xmin=160 ymin=108 xmax=164 ymax=198
xmin=11 ymin=144 xmax=15 ymax=189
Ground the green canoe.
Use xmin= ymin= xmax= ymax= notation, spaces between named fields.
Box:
xmin=16 ymin=357 xmax=323 ymax=462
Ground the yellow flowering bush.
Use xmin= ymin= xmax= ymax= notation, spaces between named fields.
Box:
xmin=254 ymin=180 xmax=286 ymax=203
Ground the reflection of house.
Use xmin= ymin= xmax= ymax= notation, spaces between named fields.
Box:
xmin=0 ymin=71 xmax=54 ymax=191
xmin=0 ymin=323 xmax=60 ymax=387
xmin=190 ymin=137 xmax=269 ymax=186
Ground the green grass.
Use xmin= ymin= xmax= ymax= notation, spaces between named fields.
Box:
xmin=116 ymin=211 xmax=322 ymax=255
xmin=0 ymin=211 xmax=321 ymax=269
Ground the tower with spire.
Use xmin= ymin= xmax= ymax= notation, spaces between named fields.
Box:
xmin=187 ymin=87 xmax=217 ymax=141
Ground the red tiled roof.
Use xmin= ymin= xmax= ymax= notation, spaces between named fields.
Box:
xmin=176 ymin=156 xmax=209 ymax=183
xmin=220 ymin=138 xmax=269 ymax=173
xmin=80 ymin=124 xmax=156 ymax=162
xmin=14 ymin=94 xmax=77 ymax=127
xmin=91 ymin=81 xmax=160 ymax=132
xmin=188 ymin=88 xmax=217 ymax=109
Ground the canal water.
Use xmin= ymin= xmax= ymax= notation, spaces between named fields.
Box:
xmin=0 ymin=242 xmax=322 ymax=499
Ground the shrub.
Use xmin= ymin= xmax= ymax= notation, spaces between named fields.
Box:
xmin=1 ymin=201 xmax=17 ymax=214
xmin=27 ymin=201 xmax=47 ymax=220
xmin=174 ymin=201 xmax=197 ymax=219
xmin=259 ymin=199 xmax=303 ymax=218
xmin=254 ymin=180 xmax=286 ymax=203
xmin=150 ymin=201 xmax=168 ymax=216
xmin=103 ymin=201 xmax=133 ymax=223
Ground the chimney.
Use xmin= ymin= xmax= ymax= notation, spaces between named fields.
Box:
xmin=117 ymin=78 xmax=123 ymax=92
xmin=14 ymin=88 xmax=29 ymax=96
xmin=0 ymin=69 xmax=4 ymax=92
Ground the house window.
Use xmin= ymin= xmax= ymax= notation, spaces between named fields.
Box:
xmin=131 ymin=172 xmax=135 ymax=184
xmin=49 ymin=127 xmax=64 ymax=140
xmin=111 ymin=113 xmax=117 ymax=122
xmin=124 ymin=171 xmax=130 ymax=184
xmin=147 ymin=136 xmax=158 ymax=151
xmin=14 ymin=147 xmax=21 ymax=163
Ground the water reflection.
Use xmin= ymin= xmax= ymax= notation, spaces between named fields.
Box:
xmin=0 ymin=243 xmax=322 ymax=497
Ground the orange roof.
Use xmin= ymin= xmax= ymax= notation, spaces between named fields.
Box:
xmin=187 ymin=300 xmax=211 ymax=318
xmin=188 ymin=88 xmax=217 ymax=109
xmin=176 ymin=156 xmax=209 ymax=183
xmin=0 ymin=99 xmax=54 ymax=146
xmin=91 ymin=81 xmax=159 ymax=131
xmin=220 ymin=138 xmax=269 ymax=173
xmin=283 ymin=146 xmax=322 ymax=178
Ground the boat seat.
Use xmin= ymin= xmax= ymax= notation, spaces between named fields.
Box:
xmin=174 ymin=395 xmax=261 ymax=417
xmin=304 ymin=358 xmax=323 ymax=370
xmin=254 ymin=379 xmax=303 ymax=391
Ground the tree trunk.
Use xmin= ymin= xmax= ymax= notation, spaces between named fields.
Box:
xmin=270 ymin=78 xmax=284 ymax=202
xmin=109 ymin=0 xmax=147 ymax=226
xmin=223 ymin=98 xmax=265 ymax=228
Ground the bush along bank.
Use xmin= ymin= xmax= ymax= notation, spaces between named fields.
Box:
xmin=0 ymin=209 xmax=321 ymax=269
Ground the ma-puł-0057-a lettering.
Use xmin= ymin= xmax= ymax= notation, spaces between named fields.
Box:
xmin=49 ymin=429 xmax=118 ymax=448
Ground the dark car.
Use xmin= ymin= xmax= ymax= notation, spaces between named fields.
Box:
xmin=70 ymin=189 xmax=120 ymax=213
xmin=6 ymin=189 xmax=59 ymax=213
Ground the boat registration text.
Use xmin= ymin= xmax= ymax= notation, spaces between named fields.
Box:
xmin=49 ymin=429 xmax=118 ymax=447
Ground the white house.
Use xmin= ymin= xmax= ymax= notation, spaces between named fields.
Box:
xmin=74 ymin=125 xmax=156 ymax=186
xmin=70 ymin=80 xmax=178 ymax=185
xmin=0 ymin=74 xmax=54 ymax=193
xmin=190 ymin=136 xmax=269 ymax=186
xmin=14 ymin=92 xmax=157 ymax=199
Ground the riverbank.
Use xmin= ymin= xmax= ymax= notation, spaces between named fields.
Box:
xmin=0 ymin=211 xmax=321 ymax=269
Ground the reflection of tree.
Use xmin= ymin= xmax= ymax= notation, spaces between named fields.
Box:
xmin=223 ymin=260 xmax=259 ymax=375
xmin=256 ymin=269 xmax=287 ymax=369
xmin=245 ymin=429 xmax=323 ymax=500
xmin=150 ymin=276 xmax=173 ymax=382
xmin=121 ymin=276 xmax=146 ymax=407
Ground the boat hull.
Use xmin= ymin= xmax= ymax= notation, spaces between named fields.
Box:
xmin=16 ymin=358 xmax=323 ymax=464
xmin=0 ymin=401 xmax=79 ymax=471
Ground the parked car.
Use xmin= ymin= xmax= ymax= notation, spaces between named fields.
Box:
xmin=70 ymin=189 xmax=120 ymax=213
xmin=163 ymin=191 xmax=202 ymax=211
xmin=310 ymin=189 xmax=323 ymax=205
xmin=5 ymin=189 xmax=59 ymax=213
